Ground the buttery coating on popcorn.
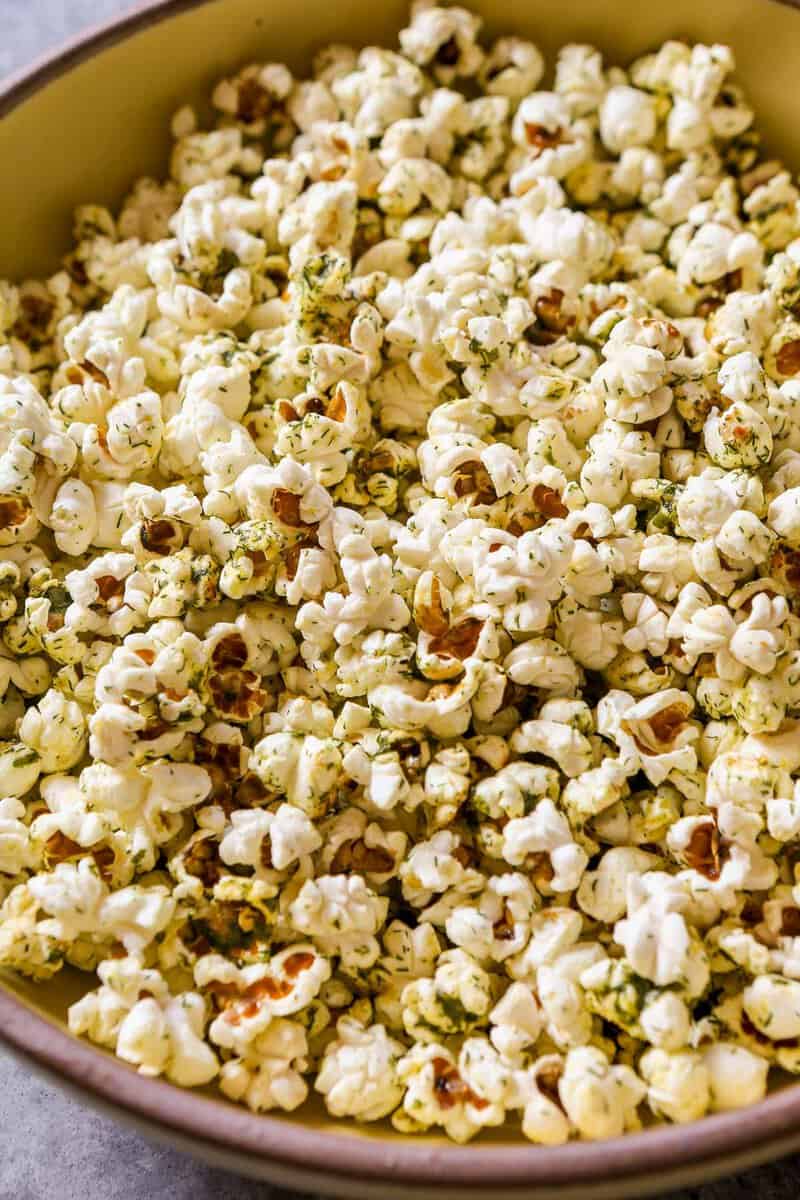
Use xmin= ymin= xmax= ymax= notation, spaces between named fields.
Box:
xmin=4 ymin=0 xmax=800 ymax=1143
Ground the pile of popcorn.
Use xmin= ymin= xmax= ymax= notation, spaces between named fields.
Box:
xmin=4 ymin=0 xmax=800 ymax=1144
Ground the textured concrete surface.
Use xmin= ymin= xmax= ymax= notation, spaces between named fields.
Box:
xmin=1 ymin=2 xmax=799 ymax=1197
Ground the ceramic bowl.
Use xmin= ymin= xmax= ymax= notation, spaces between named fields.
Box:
xmin=2 ymin=0 xmax=800 ymax=1194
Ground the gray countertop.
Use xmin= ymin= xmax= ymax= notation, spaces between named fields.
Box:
xmin=1 ymin=2 xmax=799 ymax=1197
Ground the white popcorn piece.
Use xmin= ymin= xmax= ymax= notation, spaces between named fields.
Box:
xmin=502 ymin=800 xmax=588 ymax=893
xmin=394 ymin=1040 xmax=507 ymax=1143
xmin=489 ymin=981 xmax=543 ymax=1057
xmin=290 ymin=874 xmax=388 ymax=969
xmin=597 ymin=688 xmax=698 ymax=785
xmin=742 ymin=974 xmax=800 ymax=1041
xmin=316 ymin=1016 xmax=405 ymax=1120
xmin=0 ymin=798 xmax=36 ymax=880
xmin=69 ymin=957 xmax=219 ymax=1087
xmin=639 ymin=1048 xmax=711 ymax=1124
xmin=558 ymin=1046 xmax=646 ymax=1140
xmin=703 ymin=1042 xmax=769 ymax=1111
xmin=219 ymin=1019 xmax=309 ymax=1113
xmin=198 ymin=944 xmax=331 ymax=1054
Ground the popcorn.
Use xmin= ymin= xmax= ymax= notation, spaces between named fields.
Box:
xmin=536 ymin=952 xmax=598 ymax=1049
xmin=219 ymin=1019 xmax=309 ymax=1113
xmin=372 ymin=919 xmax=441 ymax=1028
xmin=481 ymin=37 xmax=544 ymax=101
xmin=640 ymin=990 xmax=691 ymax=1051
xmin=219 ymin=804 xmax=322 ymax=875
xmin=399 ymin=4 xmax=484 ymax=80
xmin=502 ymin=800 xmax=588 ymax=893
xmin=639 ymin=1048 xmax=711 ymax=1123
xmin=252 ymin=731 xmax=343 ymax=817
xmin=394 ymin=1039 xmax=507 ymax=1143
xmin=510 ymin=700 xmax=594 ymax=777
xmin=0 ymin=5 xmax=796 ymax=1145
xmin=18 ymin=688 xmax=86 ymax=773
xmin=597 ymin=688 xmax=698 ymax=785
xmin=704 ymin=1042 xmax=769 ymax=1111
xmin=742 ymin=974 xmax=800 ymax=1041
xmin=615 ymin=873 xmax=710 ymax=995
xmin=558 ymin=1046 xmax=645 ymax=1140
xmin=581 ymin=952 xmax=684 ymax=1043
xmin=402 ymin=948 xmax=493 ymax=1040
xmin=0 ymin=798 xmax=36 ymax=882
xmin=562 ymin=759 xmax=630 ymax=823
xmin=675 ymin=221 xmax=763 ymax=290
xmin=0 ymin=742 xmax=42 ymax=799
xmin=768 ymin=487 xmax=800 ymax=547
xmin=320 ymin=806 xmax=406 ymax=878
xmin=599 ymin=86 xmax=657 ymax=154
xmin=49 ymin=478 xmax=97 ymax=555
xmin=704 ymin=402 xmax=773 ymax=469
xmin=23 ymin=860 xmax=176 ymax=956
xmin=576 ymin=847 xmax=660 ymax=923
xmin=489 ymin=981 xmax=543 ymax=1056
xmin=580 ymin=421 xmax=659 ymax=508
xmin=69 ymin=957 xmax=219 ymax=1087
xmin=511 ymin=93 xmax=589 ymax=181
xmin=289 ymin=874 xmax=388 ymax=969
xmin=316 ymin=1016 xmax=405 ymax=1120
xmin=518 ymin=1055 xmax=571 ymax=1145
xmin=197 ymin=945 xmax=330 ymax=1053
xmin=445 ymin=872 xmax=537 ymax=960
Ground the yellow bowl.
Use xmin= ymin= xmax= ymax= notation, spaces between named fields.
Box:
xmin=3 ymin=1 xmax=800 ymax=1194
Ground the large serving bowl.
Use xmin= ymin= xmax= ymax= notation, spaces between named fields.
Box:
xmin=2 ymin=0 xmax=800 ymax=1194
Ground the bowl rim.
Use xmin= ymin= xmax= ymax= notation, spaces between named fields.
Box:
xmin=2 ymin=0 xmax=800 ymax=1188
xmin=0 ymin=0 xmax=207 ymax=117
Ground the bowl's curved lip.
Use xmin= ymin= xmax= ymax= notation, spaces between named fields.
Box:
xmin=3 ymin=0 xmax=800 ymax=1188
xmin=0 ymin=0 xmax=210 ymax=117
